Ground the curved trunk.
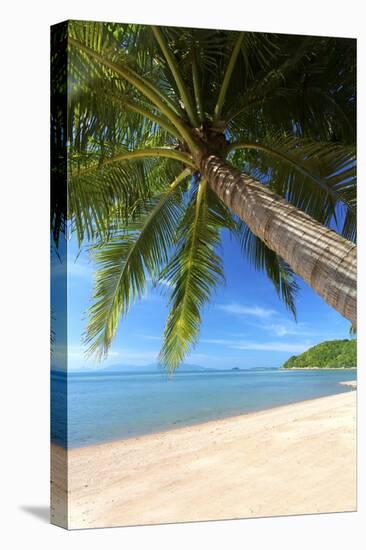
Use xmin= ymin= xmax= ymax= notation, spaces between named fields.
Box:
xmin=200 ymin=155 xmax=357 ymax=325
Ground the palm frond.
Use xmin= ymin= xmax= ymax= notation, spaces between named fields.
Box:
xmin=159 ymin=180 xmax=229 ymax=371
xmin=68 ymin=22 xmax=199 ymax=152
xmin=84 ymin=169 xmax=191 ymax=359
xmin=157 ymin=27 xmax=228 ymax=119
xmin=69 ymin=81 xmax=180 ymax=142
xmin=68 ymin=152 xmax=186 ymax=243
xmin=152 ymin=26 xmax=199 ymax=127
xmin=68 ymin=20 xmax=180 ymax=116
xmin=218 ymin=32 xmax=280 ymax=120
xmin=229 ymin=134 xmax=356 ymax=240
xmin=227 ymin=84 xmax=356 ymax=145
xmin=225 ymin=36 xmax=356 ymax=145
xmin=214 ymin=32 xmax=245 ymax=122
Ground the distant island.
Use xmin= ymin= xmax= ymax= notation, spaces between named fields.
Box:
xmin=100 ymin=362 xmax=214 ymax=374
xmin=283 ymin=339 xmax=356 ymax=369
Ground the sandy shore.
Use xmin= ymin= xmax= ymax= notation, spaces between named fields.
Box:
xmin=52 ymin=389 xmax=356 ymax=529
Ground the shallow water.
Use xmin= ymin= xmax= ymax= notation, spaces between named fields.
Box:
xmin=51 ymin=368 xmax=356 ymax=448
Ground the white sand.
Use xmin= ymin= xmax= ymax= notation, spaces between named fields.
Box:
xmin=51 ymin=389 xmax=357 ymax=529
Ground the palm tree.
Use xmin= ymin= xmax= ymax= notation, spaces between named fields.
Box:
xmin=52 ymin=21 xmax=356 ymax=371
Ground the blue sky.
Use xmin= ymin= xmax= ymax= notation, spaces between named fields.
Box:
xmin=52 ymin=228 xmax=352 ymax=371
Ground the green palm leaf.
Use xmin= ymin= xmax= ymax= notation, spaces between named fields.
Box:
xmin=226 ymin=36 xmax=355 ymax=144
xmin=159 ymin=180 xmax=231 ymax=371
xmin=68 ymin=23 xmax=199 ymax=152
xmin=68 ymin=153 xmax=188 ymax=243
xmin=85 ymin=168 xmax=191 ymax=359
xmin=229 ymin=134 xmax=356 ymax=240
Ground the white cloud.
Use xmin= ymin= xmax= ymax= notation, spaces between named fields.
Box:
xmin=264 ymin=323 xmax=301 ymax=337
xmin=250 ymin=319 xmax=321 ymax=338
xmin=271 ymin=324 xmax=289 ymax=336
xmin=233 ymin=341 xmax=311 ymax=353
xmin=201 ymin=338 xmax=235 ymax=345
xmin=202 ymin=336 xmax=310 ymax=354
xmin=111 ymin=349 xmax=159 ymax=364
xmin=62 ymin=345 xmax=159 ymax=369
xmin=218 ymin=303 xmax=276 ymax=318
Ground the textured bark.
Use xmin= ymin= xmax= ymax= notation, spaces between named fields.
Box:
xmin=201 ymin=155 xmax=357 ymax=325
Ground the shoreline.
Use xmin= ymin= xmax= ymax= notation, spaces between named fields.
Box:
xmin=282 ymin=367 xmax=357 ymax=370
xmin=52 ymin=387 xmax=357 ymax=529
xmin=56 ymin=380 xmax=357 ymax=452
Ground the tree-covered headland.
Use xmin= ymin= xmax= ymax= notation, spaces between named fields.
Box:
xmin=283 ymin=339 xmax=356 ymax=369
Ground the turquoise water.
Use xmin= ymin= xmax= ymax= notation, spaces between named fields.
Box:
xmin=51 ymin=368 xmax=356 ymax=449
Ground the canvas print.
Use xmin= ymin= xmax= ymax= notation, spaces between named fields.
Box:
xmin=50 ymin=20 xmax=357 ymax=529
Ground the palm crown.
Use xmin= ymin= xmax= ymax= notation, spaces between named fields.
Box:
xmin=51 ymin=21 xmax=356 ymax=371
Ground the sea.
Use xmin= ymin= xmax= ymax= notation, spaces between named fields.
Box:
xmin=51 ymin=368 xmax=357 ymax=449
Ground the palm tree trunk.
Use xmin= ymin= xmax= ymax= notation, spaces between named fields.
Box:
xmin=200 ymin=154 xmax=357 ymax=325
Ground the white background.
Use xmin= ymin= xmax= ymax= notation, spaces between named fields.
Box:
xmin=1 ymin=1 xmax=365 ymax=548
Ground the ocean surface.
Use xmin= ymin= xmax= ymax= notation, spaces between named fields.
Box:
xmin=51 ymin=368 xmax=357 ymax=449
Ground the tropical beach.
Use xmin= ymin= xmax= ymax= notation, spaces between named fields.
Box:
xmin=51 ymin=385 xmax=356 ymax=529
xmin=51 ymin=21 xmax=357 ymax=530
